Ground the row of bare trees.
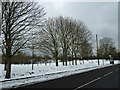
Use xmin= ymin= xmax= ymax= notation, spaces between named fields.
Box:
xmin=35 ymin=17 xmax=93 ymax=66
xmin=1 ymin=1 xmax=118 ymax=79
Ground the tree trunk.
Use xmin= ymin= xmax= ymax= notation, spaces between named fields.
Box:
xmin=65 ymin=60 xmax=67 ymax=66
xmin=75 ymin=59 xmax=77 ymax=65
xmin=63 ymin=48 xmax=67 ymax=66
xmin=72 ymin=51 xmax=74 ymax=65
xmin=75 ymin=53 xmax=77 ymax=65
xmin=4 ymin=57 xmax=7 ymax=71
xmin=5 ymin=57 xmax=11 ymax=78
xmin=64 ymin=52 xmax=67 ymax=66
xmin=55 ymin=50 xmax=58 ymax=66
xmin=32 ymin=61 xmax=34 ymax=70
xmin=56 ymin=59 xmax=58 ymax=66
xmin=5 ymin=32 xmax=12 ymax=78
xmin=72 ymin=60 xmax=74 ymax=65
xmin=63 ymin=60 xmax=65 ymax=66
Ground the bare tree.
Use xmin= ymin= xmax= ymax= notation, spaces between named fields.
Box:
xmin=69 ymin=20 xmax=93 ymax=65
xmin=79 ymin=27 xmax=93 ymax=61
xmin=37 ymin=18 xmax=60 ymax=66
xmin=98 ymin=37 xmax=117 ymax=59
xmin=26 ymin=30 xmax=39 ymax=70
xmin=1 ymin=1 xmax=46 ymax=78
xmin=56 ymin=16 xmax=75 ymax=66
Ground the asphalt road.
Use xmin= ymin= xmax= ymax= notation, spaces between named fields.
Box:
xmin=17 ymin=64 xmax=120 ymax=89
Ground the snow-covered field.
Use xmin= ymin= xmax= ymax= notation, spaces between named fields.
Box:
xmin=0 ymin=59 xmax=119 ymax=89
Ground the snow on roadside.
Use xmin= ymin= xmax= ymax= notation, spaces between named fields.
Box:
xmin=0 ymin=60 xmax=119 ymax=89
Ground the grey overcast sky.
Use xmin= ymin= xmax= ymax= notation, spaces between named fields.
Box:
xmin=39 ymin=1 xmax=118 ymax=49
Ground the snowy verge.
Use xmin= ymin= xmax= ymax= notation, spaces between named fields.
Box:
xmin=0 ymin=60 xmax=119 ymax=89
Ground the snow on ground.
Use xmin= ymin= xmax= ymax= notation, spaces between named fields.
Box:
xmin=0 ymin=59 xmax=119 ymax=89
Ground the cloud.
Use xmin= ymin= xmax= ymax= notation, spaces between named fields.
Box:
xmin=40 ymin=2 xmax=118 ymax=48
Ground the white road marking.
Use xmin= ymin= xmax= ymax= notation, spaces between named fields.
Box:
xmin=74 ymin=77 xmax=101 ymax=90
xmin=74 ymin=67 xmax=120 ymax=90
xmin=103 ymin=71 xmax=113 ymax=77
